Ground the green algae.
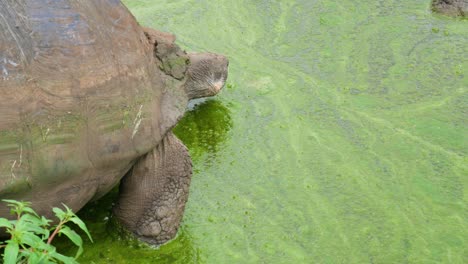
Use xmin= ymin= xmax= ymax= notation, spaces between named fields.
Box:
xmin=69 ymin=0 xmax=468 ymax=263
xmin=174 ymin=100 xmax=232 ymax=160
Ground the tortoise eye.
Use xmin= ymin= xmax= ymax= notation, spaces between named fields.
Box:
xmin=214 ymin=72 xmax=223 ymax=80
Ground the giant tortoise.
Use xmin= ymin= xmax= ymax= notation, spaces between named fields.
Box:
xmin=0 ymin=0 xmax=228 ymax=245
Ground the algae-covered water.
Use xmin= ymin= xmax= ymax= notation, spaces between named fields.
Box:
xmin=70 ymin=0 xmax=467 ymax=263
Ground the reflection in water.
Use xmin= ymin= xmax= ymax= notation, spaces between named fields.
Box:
xmin=174 ymin=99 xmax=232 ymax=160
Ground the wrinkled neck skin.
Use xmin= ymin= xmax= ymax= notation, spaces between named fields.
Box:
xmin=143 ymin=28 xmax=228 ymax=134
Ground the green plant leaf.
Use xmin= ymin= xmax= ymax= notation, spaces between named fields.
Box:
xmin=69 ymin=216 xmax=93 ymax=242
xmin=18 ymin=249 xmax=49 ymax=263
xmin=40 ymin=215 xmax=52 ymax=227
xmin=18 ymin=249 xmax=30 ymax=259
xmin=3 ymin=241 xmax=19 ymax=264
xmin=14 ymin=215 xmax=47 ymax=237
xmin=31 ymin=251 xmax=55 ymax=264
xmin=2 ymin=199 xmax=36 ymax=217
xmin=0 ymin=218 xmax=13 ymax=229
xmin=36 ymin=241 xmax=56 ymax=253
xmin=21 ymin=206 xmax=39 ymax=217
xmin=52 ymin=207 xmax=67 ymax=221
xmin=48 ymin=249 xmax=79 ymax=264
xmin=21 ymin=214 xmax=45 ymax=228
xmin=20 ymin=231 xmax=46 ymax=249
xmin=62 ymin=204 xmax=76 ymax=221
xmin=1 ymin=200 xmax=90 ymax=263
xmin=2 ymin=199 xmax=28 ymax=207
xmin=26 ymin=251 xmax=40 ymax=263
xmin=62 ymin=204 xmax=73 ymax=213
xmin=59 ymin=226 xmax=83 ymax=258
xmin=36 ymin=252 xmax=53 ymax=264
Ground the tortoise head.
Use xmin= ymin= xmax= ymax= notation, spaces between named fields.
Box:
xmin=184 ymin=52 xmax=229 ymax=100
xmin=143 ymin=27 xmax=229 ymax=134
xmin=143 ymin=27 xmax=228 ymax=100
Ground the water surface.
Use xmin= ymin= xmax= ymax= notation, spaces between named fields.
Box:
xmin=73 ymin=1 xmax=467 ymax=263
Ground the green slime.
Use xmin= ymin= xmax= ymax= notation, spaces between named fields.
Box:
xmin=67 ymin=0 xmax=467 ymax=263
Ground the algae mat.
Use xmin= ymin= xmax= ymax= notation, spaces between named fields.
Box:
xmin=71 ymin=0 xmax=467 ymax=263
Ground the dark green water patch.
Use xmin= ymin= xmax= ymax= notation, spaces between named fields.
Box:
xmin=174 ymin=99 xmax=232 ymax=160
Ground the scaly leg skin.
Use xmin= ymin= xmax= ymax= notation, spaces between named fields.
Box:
xmin=113 ymin=132 xmax=192 ymax=245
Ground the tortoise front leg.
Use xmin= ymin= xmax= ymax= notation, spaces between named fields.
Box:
xmin=113 ymin=132 xmax=192 ymax=245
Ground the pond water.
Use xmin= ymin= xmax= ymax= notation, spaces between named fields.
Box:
xmin=68 ymin=0 xmax=467 ymax=263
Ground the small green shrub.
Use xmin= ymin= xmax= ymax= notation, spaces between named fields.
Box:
xmin=0 ymin=200 xmax=92 ymax=264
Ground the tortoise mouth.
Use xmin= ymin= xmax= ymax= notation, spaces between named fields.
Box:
xmin=212 ymin=80 xmax=225 ymax=92
xmin=211 ymin=69 xmax=228 ymax=93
